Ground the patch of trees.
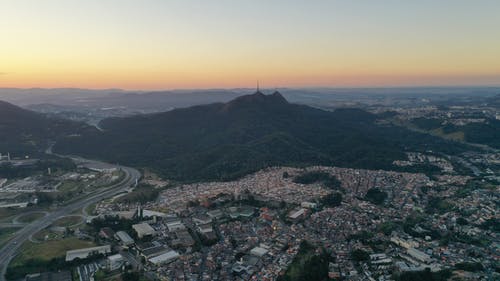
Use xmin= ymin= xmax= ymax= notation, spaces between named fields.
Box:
xmin=35 ymin=190 xmax=80 ymax=206
xmin=0 ymin=100 xmax=95 ymax=155
xmin=426 ymin=197 xmax=454 ymax=214
xmin=277 ymin=241 xmax=332 ymax=281
xmin=412 ymin=118 xmax=443 ymax=130
xmin=348 ymin=231 xmax=374 ymax=243
xmin=439 ymin=232 xmax=490 ymax=247
xmin=364 ymin=188 xmax=387 ymax=205
xmin=0 ymin=158 xmax=75 ymax=179
xmin=412 ymin=116 xmax=500 ymax=149
xmin=320 ymin=192 xmax=342 ymax=207
xmin=462 ymin=119 xmax=500 ymax=149
xmin=90 ymin=215 xmax=137 ymax=235
xmin=394 ymin=269 xmax=452 ymax=281
xmin=394 ymin=164 xmax=442 ymax=177
xmin=455 ymin=262 xmax=484 ymax=272
xmin=479 ymin=218 xmax=500 ymax=232
xmin=117 ymin=184 xmax=160 ymax=204
xmin=121 ymin=271 xmax=141 ymax=281
xmin=293 ymin=171 xmax=341 ymax=189
xmin=350 ymin=249 xmax=370 ymax=262
xmin=456 ymin=217 xmax=468 ymax=225
xmin=377 ymin=221 xmax=399 ymax=235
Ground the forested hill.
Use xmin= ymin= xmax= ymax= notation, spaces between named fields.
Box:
xmin=0 ymin=100 xmax=94 ymax=155
xmin=54 ymin=92 xmax=467 ymax=181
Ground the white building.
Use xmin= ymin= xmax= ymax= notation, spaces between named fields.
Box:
xmin=115 ymin=231 xmax=134 ymax=246
xmin=166 ymin=221 xmax=186 ymax=232
xmin=301 ymin=202 xmax=318 ymax=209
xmin=148 ymin=250 xmax=180 ymax=265
xmin=250 ymin=246 xmax=269 ymax=257
xmin=407 ymin=248 xmax=431 ymax=264
xmin=288 ymin=208 xmax=306 ymax=221
xmin=107 ymin=254 xmax=124 ymax=271
xmin=132 ymin=223 xmax=156 ymax=238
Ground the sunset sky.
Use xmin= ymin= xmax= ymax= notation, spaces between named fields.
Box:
xmin=1 ymin=0 xmax=500 ymax=90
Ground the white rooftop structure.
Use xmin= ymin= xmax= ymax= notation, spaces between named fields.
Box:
xmin=143 ymin=209 xmax=167 ymax=218
xmin=115 ymin=231 xmax=134 ymax=245
xmin=107 ymin=254 xmax=124 ymax=271
xmin=250 ymin=246 xmax=269 ymax=257
xmin=407 ymin=248 xmax=431 ymax=264
xmin=288 ymin=208 xmax=306 ymax=219
xmin=166 ymin=221 xmax=185 ymax=232
xmin=301 ymin=202 xmax=318 ymax=209
xmin=132 ymin=223 xmax=156 ymax=238
xmin=148 ymin=250 xmax=180 ymax=265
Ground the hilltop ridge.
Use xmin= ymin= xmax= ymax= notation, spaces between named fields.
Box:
xmin=54 ymin=92 xmax=466 ymax=181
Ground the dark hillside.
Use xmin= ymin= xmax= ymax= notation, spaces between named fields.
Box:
xmin=0 ymin=100 xmax=94 ymax=155
xmin=54 ymin=92 xmax=467 ymax=181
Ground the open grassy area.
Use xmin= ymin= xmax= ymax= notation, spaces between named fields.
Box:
xmin=430 ymin=128 xmax=465 ymax=142
xmin=32 ymin=228 xmax=63 ymax=241
xmin=7 ymin=238 xmax=96 ymax=280
xmin=11 ymin=237 xmax=96 ymax=266
xmin=57 ymin=180 xmax=84 ymax=193
xmin=0 ymin=208 xmax=23 ymax=222
xmin=17 ymin=212 xmax=46 ymax=223
xmin=52 ymin=215 xmax=83 ymax=227
xmin=84 ymin=203 xmax=97 ymax=216
xmin=0 ymin=227 xmax=19 ymax=247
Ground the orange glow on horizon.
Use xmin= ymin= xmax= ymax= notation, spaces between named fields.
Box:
xmin=1 ymin=1 xmax=500 ymax=90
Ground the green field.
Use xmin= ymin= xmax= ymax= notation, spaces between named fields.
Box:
xmin=17 ymin=212 xmax=46 ymax=223
xmin=0 ymin=208 xmax=23 ymax=222
xmin=11 ymin=237 xmax=96 ymax=266
xmin=52 ymin=215 xmax=83 ymax=227
xmin=57 ymin=181 xmax=84 ymax=193
xmin=7 ymin=238 xmax=97 ymax=280
xmin=32 ymin=228 xmax=63 ymax=241
xmin=84 ymin=203 xmax=97 ymax=216
xmin=0 ymin=227 xmax=19 ymax=248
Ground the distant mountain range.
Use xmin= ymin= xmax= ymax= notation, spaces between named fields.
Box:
xmin=0 ymin=101 xmax=93 ymax=155
xmin=2 ymin=87 xmax=498 ymax=116
xmin=53 ymin=92 xmax=468 ymax=181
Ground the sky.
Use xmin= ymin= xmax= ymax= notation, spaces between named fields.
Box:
xmin=1 ymin=0 xmax=500 ymax=90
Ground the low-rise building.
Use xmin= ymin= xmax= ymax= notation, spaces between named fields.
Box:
xmin=107 ymin=254 xmax=124 ymax=271
xmin=115 ymin=231 xmax=134 ymax=246
xmin=148 ymin=250 xmax=180 ymax=265
xmin=132 ymin=223 xmax=156 ymax=238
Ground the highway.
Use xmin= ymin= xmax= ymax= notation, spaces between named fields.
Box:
xmin=0 ymin=158 xmax=141 ymax=281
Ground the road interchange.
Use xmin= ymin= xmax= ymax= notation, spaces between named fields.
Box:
xmin=0 ymin=158 xmax=141 ymax=281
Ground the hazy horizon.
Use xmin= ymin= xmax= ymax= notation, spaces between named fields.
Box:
xmin=2 ymin=0 xmax=500 ymax=90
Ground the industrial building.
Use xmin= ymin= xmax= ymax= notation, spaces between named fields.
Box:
xmin=148 ymin=250 xmax=180 ymax=265
xmin=115 ymin=230 xmax=134 ymax=246
xmin=132 ymin=223 xmax=156 ymax=238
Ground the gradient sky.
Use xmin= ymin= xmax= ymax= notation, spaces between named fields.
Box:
xmin=1 ymin=0 xmax=500 ymax=90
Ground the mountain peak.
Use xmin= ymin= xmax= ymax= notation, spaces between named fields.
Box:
xmin=270 ymin=91 xmax=287 ymax=103
xmin=222 ymin=91 xmax=289 ymax=112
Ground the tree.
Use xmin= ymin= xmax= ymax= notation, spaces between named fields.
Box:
xmin=321 ymin=192 xmax=342 ymax=207
xmin=350 ymin=249 xmax=369 ymax=262
xmin=364 ymin=188 xmax=387 ymax=205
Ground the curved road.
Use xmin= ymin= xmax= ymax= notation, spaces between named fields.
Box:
xmin=0 ymin=159 xmax=140 ymax=281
